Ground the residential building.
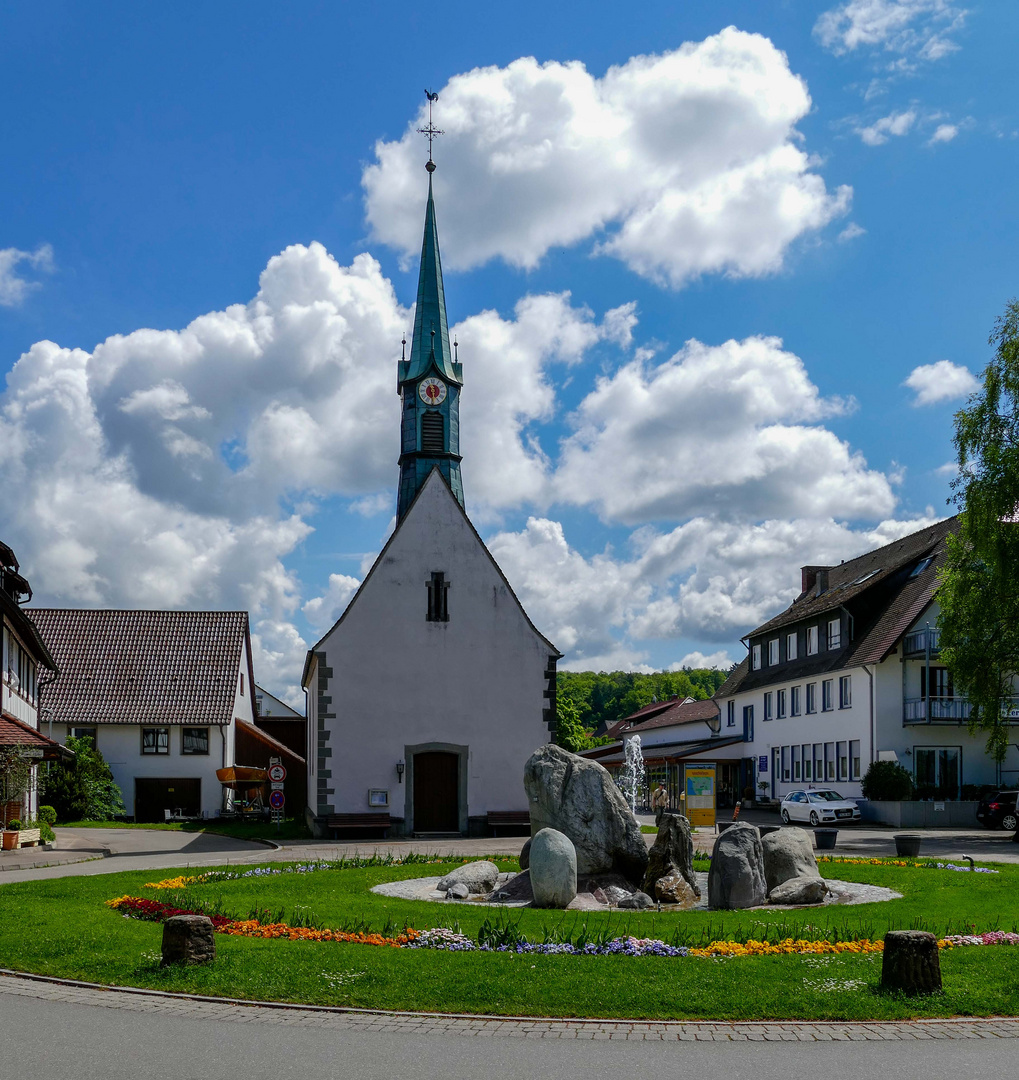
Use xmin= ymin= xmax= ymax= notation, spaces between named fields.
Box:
xmin=717 ymin=516 xmax=1015 ymax=803
xmin=28 ymin=608 xmax=257 ymax=821
xmin=302 ymin=158 xmax=559 ymax=837
xmin=254 ymin=684 xmax=306 ymax=759
xmin=0 ymin=541 xmax=66 ymax=822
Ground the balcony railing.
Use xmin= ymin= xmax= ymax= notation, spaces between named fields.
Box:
xmin=904 ymin=696 xmax=971 ymax=723
xmin=903 ymin=627 xmax=941 ymax=656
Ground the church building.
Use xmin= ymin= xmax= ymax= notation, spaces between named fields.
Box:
xmin=302 ymin=148 xmax=560 ymax=838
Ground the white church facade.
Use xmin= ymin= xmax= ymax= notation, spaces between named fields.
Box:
xmin=302 ymin=150 xmax=559 ymax=838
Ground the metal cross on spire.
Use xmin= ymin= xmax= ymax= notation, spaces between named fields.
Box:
xmin=417 ymin=89 xmax=443 ymax=172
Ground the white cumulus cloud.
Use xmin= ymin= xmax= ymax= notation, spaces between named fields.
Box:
xmin=670 ymin=650 xmax=735 ymax=671
xmin=904 ymin=359 xmax=979 ymax=405
xmin=364 ymin=30 xmax=850 ymax=288
xmin=928 ymin=123 xmax=958 ymax=144
xmin=0 ymin=244 xmax=54 ymax=307
xmin=553 ymin=335 xmax=890 ymax=525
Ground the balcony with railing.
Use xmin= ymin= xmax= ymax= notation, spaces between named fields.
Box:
xmin=902 ymin=627 xmax=941 ymax=657
xmin=904 ymin=696 xmax=971 ymax=723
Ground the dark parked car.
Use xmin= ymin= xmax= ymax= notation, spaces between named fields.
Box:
xmin=976 ymin=791 xmax=1019 ymax=831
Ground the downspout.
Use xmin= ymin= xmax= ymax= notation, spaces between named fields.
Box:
xmin=863 ymin=664 xmax=875 ymax=777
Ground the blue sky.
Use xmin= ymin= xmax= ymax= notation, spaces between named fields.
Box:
xmin=2 ymin=1 xmax=1016 ymax=701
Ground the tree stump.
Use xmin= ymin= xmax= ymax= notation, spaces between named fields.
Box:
xmin=881 ymin=930 xmax=941 ymax=995
xmin=161 ymin=914 xmax=216 ymax=966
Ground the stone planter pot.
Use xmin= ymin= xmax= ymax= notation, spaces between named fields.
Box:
xmin=894 ymin=833 xmax=922 ymax=857
xmin=813 ymin=828 xmax=838 ymax=851
xmin=16 ymin=828 xmax=41 ymax=848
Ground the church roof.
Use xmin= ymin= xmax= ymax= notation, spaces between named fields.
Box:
xmin=302 ymin=467 xmax=560 ymax=685
xmin=399 ymin=175 xmax=461 ymax=386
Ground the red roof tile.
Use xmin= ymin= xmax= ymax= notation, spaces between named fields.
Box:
xmin=0 ymin=713 xmax=67 ymax=757
xmin=27 ymin=609 xmax=250 ymax=727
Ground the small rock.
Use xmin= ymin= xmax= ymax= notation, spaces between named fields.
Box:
xmin=769 ymin=877 xmax=830 ymax=905
xmin=436 ymin=860 xmax=500 ymax=894
xmin=446 ymin=883 xmax=470 ymax=900
xmin=603 ymin=885 xmax=632 ymax=905
xmin=161 ymin=915 xmax=215 ymax=966
xmin=529 ymin=828 xmax=578 ymax=909
xmin=519 ymin=838 xmax=532 ymax=871
xmin=591 ymin=887 xmax=609 ymax=905
xmin=617 ymin=891 xmax=654 ymax=910
xmin=492 ymin=869 xmax=534 ymax=904
xmin=654 ymin=870 xmax=699 ymax=906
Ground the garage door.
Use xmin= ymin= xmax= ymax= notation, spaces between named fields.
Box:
xmin=134 ymin=778 xmax=201 ymax=823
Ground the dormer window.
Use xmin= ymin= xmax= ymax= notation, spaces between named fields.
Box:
xmin=806 ymin=626 xmax=818 ymax=655
xmin=827 ymin=618 xmax=842 ymax=650
xmin=909 ymin=557 xmax=934 ymax=579
xmin=426 ymin=572 xmax=449 ymax=622
xmin=751 ymin=644 xmax=761 ymax=670
xmin=768 ymin=639 xmax=779 ymax=665
xmin=786 ymin=632 xmax=797 ymax=661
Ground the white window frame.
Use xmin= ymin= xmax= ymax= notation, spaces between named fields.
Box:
xmin=764 ymin=692 xmax=774 ymax=721
xmin=806 ymin=626 xmax=819 ymax=655
xmin=769 ymin=638 xmax=780 ymax=666
xmin=752 ymin=644 xmax=761 ymax=670
xmin=850 ymin=739 xmax=861 ymax=781
xmin=806 ymin=683 xmax=816 ymax=714
xmin=837 ymin=740 xmax=848 ymax=781
xmin=827 ymin=618 xmax=842 ymax=650
xmin=790 ymin=685 xmax=801 ymax=716
xmin=822 ymin=679 xmax=834 ymax=712
xmin=839 ymin=675 xmax=852 ymax=709
xmin=776 ymin=688 xmax=787 ymax=718
xmin=802 ymin=743 xmax=812 ymax=781
xmin=786 ymin=632 xmax=797 ymax=661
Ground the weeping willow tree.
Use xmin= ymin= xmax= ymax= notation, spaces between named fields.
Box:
xmin=939 ymin=298 xmax=1019 ymax=763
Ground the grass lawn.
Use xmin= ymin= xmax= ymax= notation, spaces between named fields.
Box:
xmin=57 ymin=818 xmax=311 ymax=842
xmin=2 ymin=856 xmax=1018 ymax=1020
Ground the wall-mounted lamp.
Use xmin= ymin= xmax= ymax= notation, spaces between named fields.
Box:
xmin=396 ymin=759 xmax=405 ymax=783
xmin=904 ymin=748 xmax=912 ymax=756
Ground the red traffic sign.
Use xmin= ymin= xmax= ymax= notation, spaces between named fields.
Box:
xmin=269 ymin=790 xmax=285 ymax=810
xmin=267 ymin=764 xmax=287 ymax=782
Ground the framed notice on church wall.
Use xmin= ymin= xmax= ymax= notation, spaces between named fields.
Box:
xmin=368 ymin=789 xmax=389 ymax=807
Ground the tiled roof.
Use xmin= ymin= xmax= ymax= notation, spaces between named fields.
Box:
xmin=717 ymin=516 xmax=958 ymax=697
xmin=27 ymin=609 xmax=250 ymax=726
xmin=606 ymin=697 xmax=719 ymax=738
xmin=751 ymin=517 xmax=956 ymax=638
xmin=0 ymin=714 xmax=68 ymax=758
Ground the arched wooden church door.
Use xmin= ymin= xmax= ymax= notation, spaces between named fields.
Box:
xmin=413 ymin=751 xmax=459 ymax=832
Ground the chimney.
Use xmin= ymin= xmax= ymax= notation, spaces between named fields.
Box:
xmin=801 ymin=565 xmax=832 ymax=596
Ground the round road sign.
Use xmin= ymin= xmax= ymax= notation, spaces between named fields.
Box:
xmin=269 ymin=790 xmax=285 ymax=810
xmin=267 ymin=763 xmax=287 ymax=782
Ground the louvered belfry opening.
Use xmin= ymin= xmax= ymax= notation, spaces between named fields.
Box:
xmin=420 ymin=410 xmax=444 ymax=453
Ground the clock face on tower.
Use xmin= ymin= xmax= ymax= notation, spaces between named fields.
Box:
xmin=418 ymin=378 xmax=447 ymax=406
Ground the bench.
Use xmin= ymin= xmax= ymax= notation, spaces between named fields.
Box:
xmin=326 ymin=813 xmax=392 ymax=839
xmin=487 ymin=810 xmax=531 ymax=837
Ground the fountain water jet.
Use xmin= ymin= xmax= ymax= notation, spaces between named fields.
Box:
xmin=619 ymin=735 xmax=646 ymax=815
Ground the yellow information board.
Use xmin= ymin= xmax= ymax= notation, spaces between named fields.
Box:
xmin=684 ymin=765 xmax=716 ymax=828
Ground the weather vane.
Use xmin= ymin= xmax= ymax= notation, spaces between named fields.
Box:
xmin=418 ymin=89 xmax=443 ymax=172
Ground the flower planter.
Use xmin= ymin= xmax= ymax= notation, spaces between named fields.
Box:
xmin=2 ymin=830 xmax=19 ymax=850
xmin=894 ymin=833 xmax=922 ymax=858
xmin=813 ymin=828 xmax=839 ymax=851
xmin=2 ymin=828 xmax=41 ymax=850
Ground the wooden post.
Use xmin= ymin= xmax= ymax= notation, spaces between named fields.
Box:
xmin=881 ymin=930 xmax=942 ymax=995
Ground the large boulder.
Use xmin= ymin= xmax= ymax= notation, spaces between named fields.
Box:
xmin=707 ymin=822 xmax=766 ymax=909
xmin=523 ymin=744 xmax=648 ymax=884
xmin=643 ymin=813 xmax=700 ymax=900
xmin=436 ymin=860 xmax=500 ymax=894
xmin=529 ymin=828 xmax=578 ymax=909
xmin=762 ymin=828 xmax=819 ymax=893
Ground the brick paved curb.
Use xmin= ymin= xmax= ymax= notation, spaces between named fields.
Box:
xmin=3 ymin=969 xmax=1019 ymax=1040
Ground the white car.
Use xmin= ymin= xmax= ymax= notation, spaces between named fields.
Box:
xmin=780 ymin=788 xmax=861 ymax=826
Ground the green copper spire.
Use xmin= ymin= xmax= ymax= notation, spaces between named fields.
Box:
xmin=400 ymin=174 xmax=460 ymax=385
xmin=396 ymin=105 xmax=464 ymax=522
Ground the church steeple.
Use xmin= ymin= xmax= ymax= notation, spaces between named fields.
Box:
xmin=396 ymin=93 xmax=464 ymax=522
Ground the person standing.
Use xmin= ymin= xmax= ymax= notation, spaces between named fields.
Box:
xmin=651 ymin=782 xmax=669 ymax=825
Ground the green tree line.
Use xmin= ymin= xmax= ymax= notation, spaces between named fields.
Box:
xmin=556 ymin=667 xmax=729 ymax=752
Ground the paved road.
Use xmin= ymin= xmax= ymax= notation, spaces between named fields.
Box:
xmin=1 ymin=974 xmax=1017 ymax=1078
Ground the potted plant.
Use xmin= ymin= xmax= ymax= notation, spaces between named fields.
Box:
xmin=757 ymin=779 xmax=770 ymax=804
xmin=2 ymin=819 xmax=22 ymax=850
